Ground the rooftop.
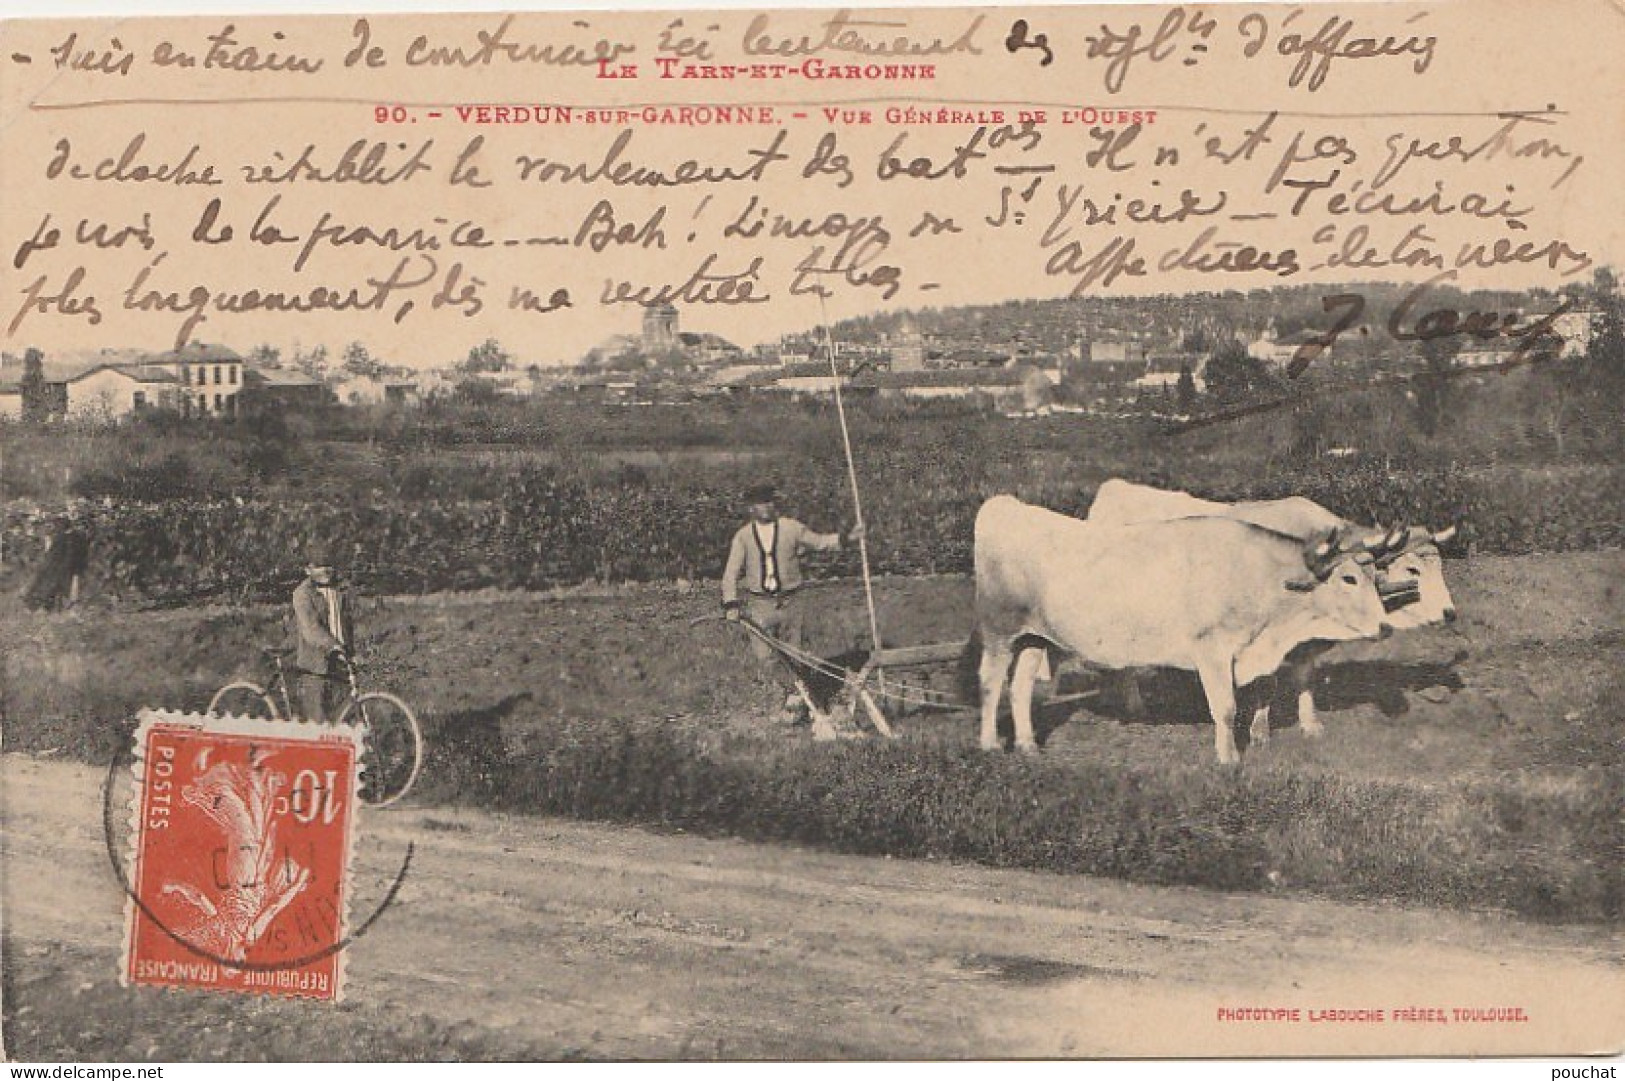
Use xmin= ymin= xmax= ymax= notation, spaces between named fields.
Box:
xmin=854 ymin=367 xmax=1033 ymax=390
xmin=0 ymin=345 xmax=245 ymax=390
xmin=243 ymin=366 xmax=325 ymax=388
xmin=148 ymin=342 xmax=244 ymax=364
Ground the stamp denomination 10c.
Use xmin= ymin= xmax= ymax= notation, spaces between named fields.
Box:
xmin=120 ymin=710 xmax=362 ymax=1001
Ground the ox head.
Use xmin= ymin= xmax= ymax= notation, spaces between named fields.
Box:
xmin=1283 ymin=529 xmax=1391 ymax=641
xmin=1353 ymin=523 xmax=1460 ymax=630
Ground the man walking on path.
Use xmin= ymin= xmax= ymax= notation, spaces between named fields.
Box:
xmin=721 ymin=483 xmax=863 ymax=729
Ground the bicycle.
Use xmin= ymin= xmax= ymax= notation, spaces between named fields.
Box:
xmin=208 ymin=647 xmax=424 ymax=808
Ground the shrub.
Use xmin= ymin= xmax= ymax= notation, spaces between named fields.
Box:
xmin=6 ymin=395 xmax=1623 ymax=606
xmin=8 ymin=454 xmax=1623 ymax=606
xmin=484 ymin=718 xmax=1620 ymax=923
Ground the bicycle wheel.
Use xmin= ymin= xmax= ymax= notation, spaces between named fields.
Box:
xmin=208 ymin=681 xmax=281 ymax=720
xmin=337 ymin=691 xmax=423 ymax=807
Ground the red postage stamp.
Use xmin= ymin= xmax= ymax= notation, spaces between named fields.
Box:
xmin=120 ymin=710 xmax=362 ymax=1001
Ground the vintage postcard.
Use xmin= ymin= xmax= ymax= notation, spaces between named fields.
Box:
xmin=1 ymin=0 xmax=1621 ymax=1064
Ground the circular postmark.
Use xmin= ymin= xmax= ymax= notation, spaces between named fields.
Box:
xmin=102 ymin=717 xmax=414 ymax=979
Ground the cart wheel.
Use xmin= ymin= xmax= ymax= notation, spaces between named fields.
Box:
xmin=338 ymin=691 xmax=423 ymax=807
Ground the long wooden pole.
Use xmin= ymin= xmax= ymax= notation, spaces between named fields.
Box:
xmin=818 ymin=299 xmax=885 ymax=679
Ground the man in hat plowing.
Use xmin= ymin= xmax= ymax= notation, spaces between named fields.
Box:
xmin=721 ymin=483 xmax=863 ymax=728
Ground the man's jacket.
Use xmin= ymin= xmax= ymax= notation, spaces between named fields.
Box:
xmin=721 ymin=518 xmax=841 ymax=605
xmin=292 ymin=577 xmax=353 ymax=673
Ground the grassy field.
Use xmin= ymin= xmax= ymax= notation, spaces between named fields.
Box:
xmin=3 ymin=549 xmax=1620 ymax=924
xmin=3 ymin=375 xmax=1621 ymax=925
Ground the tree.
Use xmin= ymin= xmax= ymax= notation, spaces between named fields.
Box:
xmin=1202 ymin=340 xmax=1278 ymax=406
xmin=19 ymin=347 xmax=48 ymax=423
xmin=1180 ymin=327 xmax=1212 ymax=355
xmin=341 ymin=341 xmax=383 ymax=378
xmin=1586 ymin=267 xmax=1624 ymax=400
xmin=1175 ymin=364 xmax=1197 ymax=414
xmin=293 ymin=344 xmax=329 ymax=382
xmin=462 ymin=338 xmax=511 ymax=373
xmin=247 ymin=343 xmax=282 ymax=369
xmin=1523 ymin=268 xmax=1616 ymax=457
xmin=603 ymin=352 xmax=649 ymax=374
xmin=1551 ymin=266 xmax=1625 ymax=453
xmin=452 ymin=376 xmax=503 ymax=406
xmin=1414 ymin=335 xmax=1461 ymax=437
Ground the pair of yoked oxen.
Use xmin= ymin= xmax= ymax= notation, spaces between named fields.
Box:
xmin=973 ymin=480 xmax=1458 ymax=764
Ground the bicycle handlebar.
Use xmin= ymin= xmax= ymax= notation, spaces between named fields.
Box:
xmin=259 ymin=646 xmax=383 ymax=681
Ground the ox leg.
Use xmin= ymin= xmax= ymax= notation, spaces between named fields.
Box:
xmin=1290 ymin=654 xmax=1324 ymax=738
xmin=1248 ymin=675 xmax=1275 ymax=747
xmin=1195 ymin=656 xmax=1241 ymax=766
xmin=1121 ymin=671 xmax=1146 ymax=716
xmin=1010 ymin=645 xmax=1045 ymax=755
xmin=1298 ymin=689 xmax=1321 ymax=736
xmin=978 ymin=640 xmax=1014 ymax=752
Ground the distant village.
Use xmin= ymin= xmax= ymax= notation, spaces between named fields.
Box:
xmin=0 ymin=290 xmax=1598 ymax=423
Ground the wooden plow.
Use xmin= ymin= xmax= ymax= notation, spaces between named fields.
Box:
xmin=694 ymin=615 xmax=970 ymax=742
xmin=697 ymin=298 xmax=974 ymax=742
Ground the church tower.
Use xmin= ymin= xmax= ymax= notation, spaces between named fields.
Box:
xmin=642 ymin=304 xmax=679 ymax=350
xmin=891 ymin=316 xmax=926 ymax=371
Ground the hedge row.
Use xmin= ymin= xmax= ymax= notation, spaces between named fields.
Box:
xmin=474 ymin=719 xmax=1622 ymax=923
xmin=5 ymin=459 xmax=1623 ymax=605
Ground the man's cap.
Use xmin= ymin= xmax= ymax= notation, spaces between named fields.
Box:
xmin=303 ymin=540 xmax=338 ymax=567
xmin=744 ymin=483 xmax=778 ymax=504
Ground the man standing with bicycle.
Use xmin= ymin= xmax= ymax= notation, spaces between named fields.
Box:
xmin=292 ymin=542 xmax=353 ymax=723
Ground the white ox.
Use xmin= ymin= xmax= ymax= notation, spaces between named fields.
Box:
xmin=1087 ymin=478 xmax=1458 ymax=741
xmin=974 ymin=495 xmax=1392 ymax=764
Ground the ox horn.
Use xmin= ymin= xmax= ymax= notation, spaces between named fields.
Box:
xmin=1432 ymin=524 xmax=1458 ymax=545
xmin=1351 ymin=528 xmax=1385 ymax=556
xmin=1304 ymin=529 xmax=1341 ymax=579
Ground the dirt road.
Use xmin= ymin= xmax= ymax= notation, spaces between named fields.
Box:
xmin=4 ymin=754 xmax=1620 ymax=1061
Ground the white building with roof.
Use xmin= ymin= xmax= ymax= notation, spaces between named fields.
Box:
xmin=153 ymin=342 xmax=244 ymax=415
xmin=63 ymin=364 xmax=181 ymax=419
xmin=0 ymin=344 xmax=246 ymax=421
